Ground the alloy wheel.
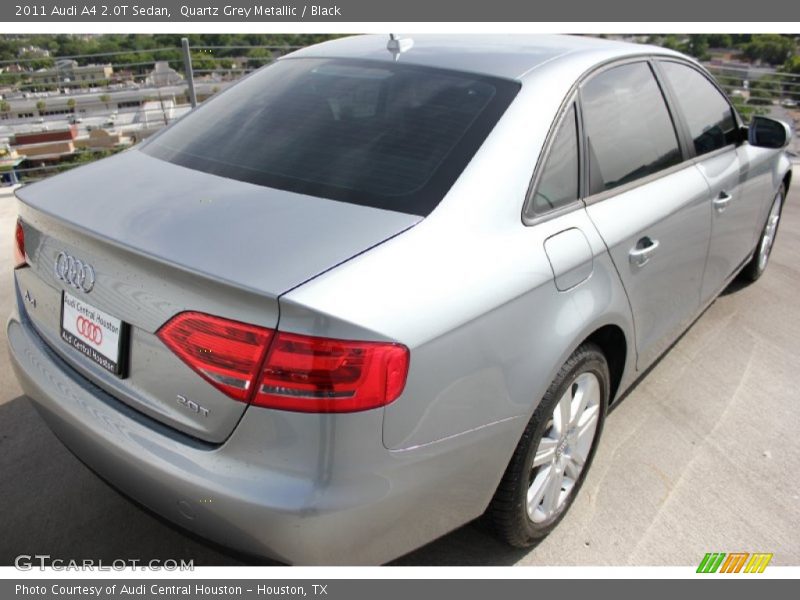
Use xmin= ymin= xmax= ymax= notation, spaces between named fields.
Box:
xmin=758 ymin=193 xmax=783 ymax=272
xmin=527 ymin=372 xmax=601 ymax=523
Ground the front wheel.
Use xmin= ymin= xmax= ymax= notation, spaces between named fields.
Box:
xmin=488 ymin=343 xmax=609 ymax=547
xmin=742 ymin=184 xmax=784 ymax=283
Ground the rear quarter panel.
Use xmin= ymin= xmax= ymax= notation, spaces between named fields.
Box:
xmin=279 ymin=65 xmax=636 ymax=452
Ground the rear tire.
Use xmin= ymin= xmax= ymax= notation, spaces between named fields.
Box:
xmin=741 ymin=184 xmax=784 ymax=283
xmin=488 ymin=343 xmax=609 ymax=547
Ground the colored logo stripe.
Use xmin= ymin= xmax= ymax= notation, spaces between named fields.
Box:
xmin=697 ymin=552 xmax=773 ymax=573
xmin=720 ymin=553 xmax=749 ymax=573
xmin=697 ymin=553 xmax=726 ymax=573
xmin=744 ymin=553 xmax=773 ymax=573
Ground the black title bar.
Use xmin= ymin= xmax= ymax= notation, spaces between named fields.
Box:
xmin=5 ymin=0 xmax=800 ymax=22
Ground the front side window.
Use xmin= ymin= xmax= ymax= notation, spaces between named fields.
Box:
xmin=659 ymin=61 xmax=739 ymax=156
xmin=143 ymin=58 xmax=520 ymax=216
xmin=530 ymin=104 xmax=579 ymax=215
xmin=581 ymin=62 xmax=682 ymax=196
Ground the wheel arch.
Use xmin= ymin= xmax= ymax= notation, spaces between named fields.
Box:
xmin=583 ymin=324 xmax=628 ymax=405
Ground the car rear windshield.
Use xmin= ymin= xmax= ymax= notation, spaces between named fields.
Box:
xmin=143 ymin=58 xmax=520 ymax=216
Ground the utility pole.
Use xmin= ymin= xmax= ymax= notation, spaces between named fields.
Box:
xmin=181 ymin=37 xmax=197 ymax=109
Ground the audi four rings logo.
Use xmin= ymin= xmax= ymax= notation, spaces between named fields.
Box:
xmin=76 ymin=316 xmax=103 ymax=345
xmin=54 ymin=251 xmax=95 ymax=293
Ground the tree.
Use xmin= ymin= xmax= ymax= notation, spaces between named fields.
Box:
xmin=66 ymin=97 xmax=76 ymax=110
xmin=784 ymin=55 xmax=800 ymax=74
xmin=189 ymin=51 xmax=217 ymax=73
xmin=35 ymin=99 xmax=46 ymax=114
xmin=706 ymin=34 xmax=733 ymax=49
xmin=99 ymin=94 xmax=111 ymax=110
xmin=686 ymin=35 xmax=710 ymax=60
xmin=742 ymin=34 xmax=795 ymax=65
xmin=246 ymin=47 xmax=272 ymax=69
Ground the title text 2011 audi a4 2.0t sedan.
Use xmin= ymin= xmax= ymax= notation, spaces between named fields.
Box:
xmin=7 ymin=35 xmax=793 ymax=564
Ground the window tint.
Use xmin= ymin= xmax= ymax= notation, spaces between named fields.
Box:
xmin=143 ymin=58 xmax=520 ymax=216
xmin=660 ymin=62 xmax=739 ymax=156
xmin=531 ymin=104 xmax=579 ymax=214
xmin=581 ymin=62 xmax=682 ymax=195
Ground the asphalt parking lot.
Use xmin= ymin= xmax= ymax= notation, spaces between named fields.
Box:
xmin=1 ymin=179 xmax=798 ymax=567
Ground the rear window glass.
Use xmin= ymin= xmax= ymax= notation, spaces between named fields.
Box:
xmin=143 ymin=58 xmax=520 ymax=216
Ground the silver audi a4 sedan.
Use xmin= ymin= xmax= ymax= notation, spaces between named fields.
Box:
xmin=7 ymin=35 xmax=793 ymax=564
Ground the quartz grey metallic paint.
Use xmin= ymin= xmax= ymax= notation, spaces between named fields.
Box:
xmin=7 ymin=34 xmax=793 ymax=564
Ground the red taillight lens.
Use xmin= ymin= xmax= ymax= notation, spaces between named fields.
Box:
xmin=14 ymin=218 xmax=26 ymax=268
xmin=255 ymin=332 xmax=409 ymax=413
xmin=157 ymin=312 xmax=410 ymax=413
xmin=157 ymin=312 xmax=273 ymax=401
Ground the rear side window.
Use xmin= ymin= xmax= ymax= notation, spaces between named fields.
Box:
xmin=143 ymin=58 xmax=520 ymax=216
xmin=530 ymin=104 xmax=579 ymax=215
xmin=581 ymin=62 xmax=682 ymax=196
xmin=659 ymin=61 xmax=739 ymax=156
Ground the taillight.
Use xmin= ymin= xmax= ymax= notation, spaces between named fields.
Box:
xmin=157 ymin=312 xmax=410 ymax=413
xmin=14 ymin=218 xmax=26 ymax=268
xmin=254 ymin=332 xmax=409 ymax=413
xmin=157 ymin=312 xmax=273 ymax=402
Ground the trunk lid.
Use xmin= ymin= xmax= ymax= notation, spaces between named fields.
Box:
xmin=15 ymin=149 xmax=420 ymax=442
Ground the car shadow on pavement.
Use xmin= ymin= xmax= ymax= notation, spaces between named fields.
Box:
xmin=0 ymin=394 xmax=254 ymax=566
xmin=0 ymin=394 xmax=529 ymax=566
xmin=389 ymin=517 xmax=533 ymax=565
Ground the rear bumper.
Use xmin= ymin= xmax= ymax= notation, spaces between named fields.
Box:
xmin=6 ymin=296 xmax=521 ymax=565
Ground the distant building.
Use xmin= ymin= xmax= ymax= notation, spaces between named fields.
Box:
xmin=146 ymin=62 xmax=183 ymax=87
xmin=11 ymin=126 xmax=78 ymax=146
xmin=17 ymin=45 xmax=50 ymax=58
xmin=1 ymin=64 xmax=28 ymax=74
xmin=75 ymin=128 xmax=133 ymax=151
xmin=112 ymin=69 xmax=136 ymax=83
xmin=30 ymin=62 xmax=114 ymax=86
xmin=10 ymin=126 xmax=78 ymax=160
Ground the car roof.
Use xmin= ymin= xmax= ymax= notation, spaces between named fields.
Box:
xmin=285 ymin=34 xmax=684 ymax=81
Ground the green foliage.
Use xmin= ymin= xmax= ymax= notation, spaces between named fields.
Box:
xmin=189 ymin=51 xmax=217 ymax=73
xmin=649 ymin=35 xmax=710 ymax=60
xmin=0 ymin=100 xmax=10 ymax=114
xmin=742 ymin=34 xmax=795 ymax=65
xmin=783 ymin=55 xmax=800 ymax=74
xmin=731 ymin=96 xmax=768 ymax=122
xmin=63 ymin=148 xmax=122 ymax=165
xmin=686 ymin=35 xmax=710 ymax=61
xmin=748 ymin=75 xmax=781 ymax=105
xmin=35 ymin=99 xmax=46 ymax=113
xmin=0 ymin=34 xmax=344 ymax=89
xmin=246 ymin=47 xmax=273 ymax=69
xmin=706 ymin=34 xmax=733 ymax=48
xmin=0 ymin=33 xmax=342 ymax=67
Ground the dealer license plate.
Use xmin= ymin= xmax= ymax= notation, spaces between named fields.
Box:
xmin=60 ymin=291 xmax=127 ymax=376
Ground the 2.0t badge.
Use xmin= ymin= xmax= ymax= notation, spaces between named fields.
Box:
xmin=54 ymin=250 xmax=95 ymax=293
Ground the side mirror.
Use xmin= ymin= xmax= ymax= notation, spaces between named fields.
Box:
xmin=748 ymin=116 xmax=792 ymax=149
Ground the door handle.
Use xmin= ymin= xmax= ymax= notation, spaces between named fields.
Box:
xmin=629 ymin=237 xmax=660 ymax=268
xmin=713 ymin=191 xmax=733 ymax=212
